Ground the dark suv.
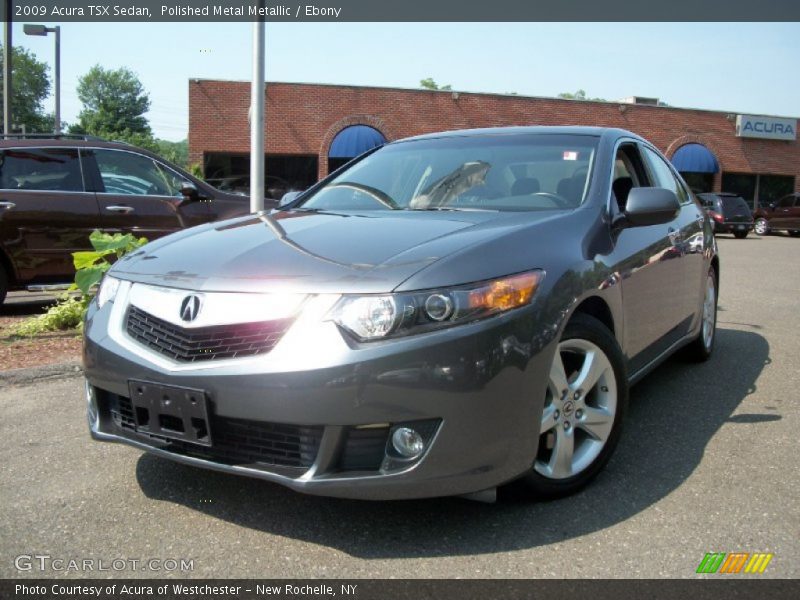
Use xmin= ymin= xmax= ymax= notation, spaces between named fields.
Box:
xmin=0 ymin=135 xmax=257 ymax=305
xmin=697 ymin=192 xmax=754 ymax=239
xmin=753 ymin=193 xmax=800 ymax=237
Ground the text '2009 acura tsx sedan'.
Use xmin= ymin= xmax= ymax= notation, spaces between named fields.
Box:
xmin=83 ymin=127 xmax=718 ymax=502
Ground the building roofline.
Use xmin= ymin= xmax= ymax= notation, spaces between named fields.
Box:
xmin=189 ymin=78 xmax=799 ymax=122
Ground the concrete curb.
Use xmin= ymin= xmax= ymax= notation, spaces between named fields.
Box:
xmin=0 ymin=361 xmax=83 ymax=387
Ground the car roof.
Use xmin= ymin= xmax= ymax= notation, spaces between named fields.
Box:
xmin=0 ymin=137 xmax=143 ymax=152
xmin=394 ymin=125 xmax=639 ymax=144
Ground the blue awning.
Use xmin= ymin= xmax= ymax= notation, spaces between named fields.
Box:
xmin=670 ymin=143 xmax=719 ymax=173
xmin=328 ymin=125 xmax=386 ymax=159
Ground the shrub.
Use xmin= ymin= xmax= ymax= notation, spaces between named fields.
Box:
xmin=11 ymin=293 xmax=86 ymax=336
xmin=11 ymin=230 xmax=148 ymax=337
xmin=71 ymin=230 xmax=148 ymax=296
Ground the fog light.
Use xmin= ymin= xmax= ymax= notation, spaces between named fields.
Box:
xmin=85 ymin=380 xmax=99 ymax=428
xmin=391 ymin=427 xmax=425 ymax=458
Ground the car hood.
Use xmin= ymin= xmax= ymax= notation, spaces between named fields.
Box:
xmin=111 ymin=209 xmax=562 ymax=294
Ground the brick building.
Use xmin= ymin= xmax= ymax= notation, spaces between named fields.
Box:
xmin=188 ymin=80 xmax=799 ymax=207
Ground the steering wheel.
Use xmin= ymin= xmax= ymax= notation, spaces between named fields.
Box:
xmin=531 ymin=192 xmax=572 ymax=209
xmin=329 ymin=182 xmax=399 ymax=209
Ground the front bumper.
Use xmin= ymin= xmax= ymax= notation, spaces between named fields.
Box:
xmin=83 ymin=285 xmax=556 ymax=500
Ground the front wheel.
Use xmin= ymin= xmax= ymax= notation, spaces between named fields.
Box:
xmin=754 ymin=218 xmax=769 ymax=236
xmin=733 ymin=230 xmax=748 ymax=239
xmin=514 ymin=313 xmax=628 ymax=499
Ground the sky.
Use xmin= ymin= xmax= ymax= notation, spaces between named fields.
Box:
xmin=10 ymin=22 xmax=800 ymax=141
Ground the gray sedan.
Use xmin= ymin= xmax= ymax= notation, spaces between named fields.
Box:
xmin=83 ymin=126 xmax=718 ymax=501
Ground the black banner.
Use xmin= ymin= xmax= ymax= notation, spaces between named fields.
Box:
xmin=2 ymin=580 xmax=800 ymax=600
xmin=2 ymin=0 xmax=800 ymax=22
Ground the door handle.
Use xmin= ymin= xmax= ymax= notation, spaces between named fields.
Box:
xmin=105 ymin=205 xmax=135 ymax=214
xmin=0 ymin=201 xmax=16 ymax=210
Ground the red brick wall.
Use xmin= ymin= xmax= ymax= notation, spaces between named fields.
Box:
xmin=188 ymin=80 xmax=800 ymax=191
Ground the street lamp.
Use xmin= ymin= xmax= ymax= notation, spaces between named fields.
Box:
xmin=23 ymin=24 xmax=60 ymax=135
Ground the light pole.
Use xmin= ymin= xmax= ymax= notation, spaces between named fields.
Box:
xmin=250 ymin=19 xmax=265 ymax=213
xmin=23 ymin=24 xmax=60 ymax=135
xmin=3 ymin=2 xmax=12 ymax=135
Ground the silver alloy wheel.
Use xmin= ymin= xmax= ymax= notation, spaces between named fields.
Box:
xmin=754 ymin=218 xmax=768 ymax=235
xmin=702 ymin=272 xmax=716 ymax=351
xmin=535 ymin=339 xmax=618 ymax=479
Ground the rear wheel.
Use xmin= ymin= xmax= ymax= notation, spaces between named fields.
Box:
xmin=789 ymin=231 xmax=800 ymax=238
xmin=684 ymin=267 xmax=717 ymax=362
xmin=754 ymin=218 xmax=769 ymax=236
xmin=515 ymin=313 xmax=628 ymax=499
xmin=733 ymin=230 xmax=748 ymax=239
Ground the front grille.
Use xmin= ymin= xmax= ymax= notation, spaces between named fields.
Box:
xmin=126 ymin=305 xmax=291 ymax=363
xmin=111 ymin=394 xmax=322 ymax=469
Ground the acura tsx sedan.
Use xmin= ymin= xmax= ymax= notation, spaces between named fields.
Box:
xmin=83 ymin=126 xmax=718 ymax=501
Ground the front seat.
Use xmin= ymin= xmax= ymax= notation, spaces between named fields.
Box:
xmin=612 ymin=177 xmax=634 ymax=211
xmin=511 ymin=177 xmax=540 ymax=196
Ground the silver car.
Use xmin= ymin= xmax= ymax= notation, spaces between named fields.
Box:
xmin=84 ymin=127 xmax=718 ymax=501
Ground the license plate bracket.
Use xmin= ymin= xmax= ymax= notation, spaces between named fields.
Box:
xmin=128 ymin=380 xmax=212 ymax=446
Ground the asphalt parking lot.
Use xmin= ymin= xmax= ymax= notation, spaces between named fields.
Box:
xmin=1 ymin=234 xmax=798 ymax=579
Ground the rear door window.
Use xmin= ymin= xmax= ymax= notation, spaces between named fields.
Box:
xmin=641 ymin=146 xmax=689 ymax=204
xmin=0 ymin=148 xmax=84 ymax=191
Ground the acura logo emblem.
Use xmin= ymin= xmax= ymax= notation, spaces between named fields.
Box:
xmin=179 ymin=295 xmax=202 ymax=322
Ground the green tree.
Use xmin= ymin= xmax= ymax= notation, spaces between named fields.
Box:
xmin=420 ymin=77 xmax=452 ymax=91
xmin=558 ymin=89 xmax=606 ymax=101
xmin=71 ymin=65 xmax=155 ymax=148
xmin=0 ymin=45 xmax=54 ymax=132
xmin=155 ymin=138 xmax=188 ymax=167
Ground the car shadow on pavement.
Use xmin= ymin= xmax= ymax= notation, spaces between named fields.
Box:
xmin=136 ymin=327 xmax=769 ymax=558
xmin=0 ymin=300 xmax=54 ymax=316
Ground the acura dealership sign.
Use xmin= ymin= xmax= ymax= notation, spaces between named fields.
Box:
xmin=736 ymin=114 xmax=797 ymax=141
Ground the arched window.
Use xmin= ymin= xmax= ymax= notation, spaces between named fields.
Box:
xmin=328 ymin=125 xmax=386 ymax=172
xmin=670 ymin=143 xmax=719 ymax=193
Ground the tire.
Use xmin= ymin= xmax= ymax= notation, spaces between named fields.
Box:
xmin=789 ymin=231 xmax=800 ymax=238
xmin=513 ymin=313 xmax=628 ymax=500
xmin=754 ymin=218 xmax=769 ymax=236
xmin=733 ymin=230 xmax=748 ymax=239
xmin=683 ymin=267 xmax=717 ymax=362
xmin=0 ymin=264 xmax=7 ymax=306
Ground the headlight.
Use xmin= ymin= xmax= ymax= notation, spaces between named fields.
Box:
xmin=332 ymin=270 xmax=544 ymax=341
xmin=96 ymin=275 xmax=121 ymax=308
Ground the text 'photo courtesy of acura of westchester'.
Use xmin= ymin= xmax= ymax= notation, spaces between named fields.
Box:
xmin=83 ymin=126 xmax=718 ymax=502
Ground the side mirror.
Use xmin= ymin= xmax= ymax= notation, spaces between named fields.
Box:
xmin=768 ymin=202 xmax=777 ymax=210
xmin=279 ymin=191 xmax=301 ymax=208
xmin=623 ymin=188 xmax=680 ymax=227
xmin=178 ymin=182 xmax=199 ymax=206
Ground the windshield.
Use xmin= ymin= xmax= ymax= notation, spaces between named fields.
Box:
xmin=299 ymin=134 xmax=598 ymax=212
